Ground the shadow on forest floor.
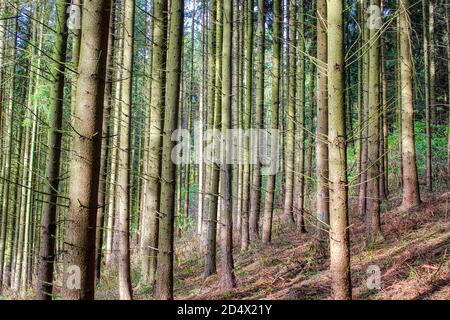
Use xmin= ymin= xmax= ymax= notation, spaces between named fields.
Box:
xmin=173 ymin=191 xmax=450 ymax=300
xmin=1 ymin=191 xmax=448 ymax=300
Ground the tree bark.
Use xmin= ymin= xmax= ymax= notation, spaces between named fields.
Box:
xmin=240 ymin=0 xmax=252 ymax=251
xmin=116 ymin=0 xmax=134 ymax=300
xmin=358 ymin=0 xmax=369 ymax=219
xmin=0 ymin=8 xmax=16 ymax=292
xmin=36 ymin=0 xmax=69 ymax=299
xmin=184 ymin=0 xmax=196 ymax=229
xmin=105 ymin=0 xmax=125 ymax=269
xmin=219 ymin=0 xmax=236 ymax=290
xmin=155 ymin=0 xmax=184 ymax=300
xmin=140 ymin=0 xmax=168 ymax=285
xmin=294 ymin=0 xmax=306 ymax=233
xmin=204 ymin=0 xmax=222 ymax=277
xmin=399 ymin=0 xmax=421 ymax=209
xmin=248 ymin=0 xmax=264 ymax=240
xmin=262 ymin=0 xmax=281 ymax=245
xmin=366 ymin=0 xmax=382 ymax=242
xmin=96 ymin=0 xmax=115 ymax=282
xmin=202 ymin=0 xmax=217 ymax=251
xmin=422 ymin=0 xmax=432 ymax=191
xmin=327 ymin=0 xmax=352 ymax=300
xmin=283 ymin=0 xmax=296 ymax=223
xmin=429 ymin=0 xmax=436 ymax=125
xmin=316 ymin=0 xmax=329 ymax=244
xmin=62 ymin=0 xmax=111 ymax=300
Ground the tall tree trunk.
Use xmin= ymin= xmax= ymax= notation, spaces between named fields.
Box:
xmin=3 ymin=16 xmax=18 ymax=288
xmin=62 ymin=0 xmax=111 ymax=299
xmin=396 ymin=13 xmax=403 ymax=190
xmin=184 ymin=0 xmax=196 ymax=229
xmin=236 ymin=0 xmax=245 ymax=241
xmin=399 ymin=0 xmax=421 ymax=209
xmin=116 ymin=0 xmax=134 ymax=300
xmin=111 ymin=1 xmax=127 ymax=268
xmin=423 ymin=0 xmax=432 ymax=191
xmin=140 ymin=0 xmax=168 ymax=285
xmin=202 ymin=0 xmax=217 ymax=249
xmin=204 ymin=0 xmax=222 ymax=277
xmin=294 ymin=0 xmax=306 ymax=233
xmin=366 ymin=0 xmax=382 ymax=242
xmin=155 ymin=0 xmax=184 ymax=300
xmin=283 ymin=0 xmax=296 ymax=223
xmin=356 ymin=0 xmax=363 ymax=189
xmin=0 ymin=10 xmax=16 ymax=292
xmin=25 ymin=17 xmax=46 ymax=289
xmin=304 ymin=14 xmax=316 ymax=198
xmin=316 ymin=0 xmax=329 ymax=244
xmin=240 ymin=0 xmax=252 ymax=251
xmin=429 ymin=0 xmax=436 ymax=125
xmin=197 ymin=0 xmax=206 ymax=237
xmin=327 ymin=0 xmax=351 ymax=300
xmin=358 ymin=0 xmax=369 ymax=218
xmin=231 ymin=0 xmax=240 ymax=239
xmin=35 ymin=0 xmax=69 ymax=299
xmin=248 ymin=0 xmax=264 ymax=240
xmin=105 ymin=1 xmax=125 ymax=269
xmin=219 ymin=0 xmax=236 ymax=290
xmin=13 ymin=113 xmax=26 ymax=292
xmin=96 ymin=0 xmax=115 ymax=282
xmin=248 ymin=0 xmax=264 ymax=239
xmin=138 ymin=0 xmax=153 ymax=247
xmin=380 ymin=8 xmax=389 ymax=198
xmin=262 ymin=0 xmax=281 ymax=245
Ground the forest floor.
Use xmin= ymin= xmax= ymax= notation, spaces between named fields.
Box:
xmin=167 ymin=191 xmax=450 ymax=300
xmin=4 ymin=191 xmax=448 ymax=300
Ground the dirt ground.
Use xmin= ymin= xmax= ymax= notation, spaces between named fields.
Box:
xmin=173 ymin=192 xmax=449 ymax=300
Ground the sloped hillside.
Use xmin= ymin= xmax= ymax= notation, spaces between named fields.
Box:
xmin=174 ymin=192 xmax=450 ymax=300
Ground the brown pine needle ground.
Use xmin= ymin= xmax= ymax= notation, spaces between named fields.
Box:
xmin=174 ymin=192 xmax=450 ymax=300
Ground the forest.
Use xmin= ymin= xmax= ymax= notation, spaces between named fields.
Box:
xmin=0 ymin=0 xmax=448 ymax=301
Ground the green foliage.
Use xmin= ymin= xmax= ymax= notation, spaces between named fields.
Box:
xmin=21 ymin=117 xmax=33 ymax=128
xmin=387 ymin=120 xmax=448 ymax=189
xmin=414 ymin=121 xmax=448 ymax=169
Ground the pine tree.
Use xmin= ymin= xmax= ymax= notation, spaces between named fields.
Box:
xmin=219 ymin=0 xmax=236 ymax=290
xmin=140 ymin=0 xmax=168 ymax=285
xmin=116 ymin=0 xmax=134 ymax=300
xmin=249 ymin=0 xmax=265 ymax=240
xmin=283 ymin=0 xmax=296 ymax=223
xmin=316 ymin=0 xmax=329 ymax=244
xmin=294 ymin=0 xmax=306 ymax=232
xmin=36 ymin=0 xmax=69 ymax=300
xmin=62 ymin=0 xmax=111 ymax=300
xmin=399 ymin=0 xmax=421 ymax=209
xmin=366 ymin=0 xmax=382 ymax=242
xmin=204 ymin=0 xmax=222 ymax=277
xmin=155 ymin=0 xmax=184 ymax=300
xmin=240 ymin=0 xmax=253 ymax=251
xmin=262 ymin=0 xmax=281 ymax=245
xmin=327 ymin=0 xmax=351 ymax=300
xmin=423 ymin=0 xmax=433 ymax=191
